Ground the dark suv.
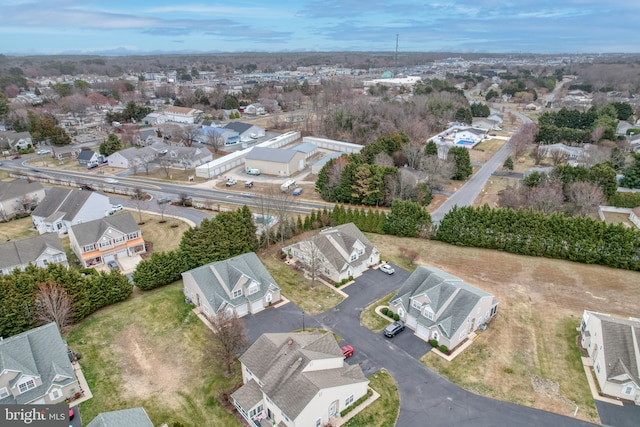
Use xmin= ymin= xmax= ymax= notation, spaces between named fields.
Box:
xmin=383 ymin=321 xmax=405 ymax=338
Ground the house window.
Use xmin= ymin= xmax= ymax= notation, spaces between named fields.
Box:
xmin=99 ymin=240 xmax=111 ymax=248
xmin=42 ymin=259 xmax=48 ymax=266
xmin=113 ymin=236 xmax=125 ymax=244
xmin=325 ymin=267 xmax=330 ymax=275
xmin=596 ymin=362 xmax=601 ymax=373
xmin=50 ymin=388 xmax=61 ymax=400
xmin=232 ymin=289 xmax=243 ymax=298
xmin=127 ymin=232 xmax=138 ymax=240
xmin=280 ymin=411 xmax=290 ymax=422
xmin=350 ymin=254 xmax=357 ymax=261
xmin=423 ymin=307 xmax=434 ymax=320
xmin=83 ymin=244 xmax=95 ymax=252
xmin=52 ymin=254 xmax=65 ymax=263
xmin=411 ymin=300 xmax=422 ymax=310
xmin=265 ymin=293 xmax=272 ymax=303
xmin=623 ymin=385 xmax=634 ymax=395
xmin=245 ymin=366 xmax=253 ymax=376
xmin=248 ymin=282 xmax=259 ymax=295
xmin=0 ymin=387 xmax=9 ymax=399
xmin=358 ymin=248 xmax=364 ymax=255
xmin=18 ymin=379 xmax=36 ymax=394
xmin=398 ymin=308 xmax=405 ymax=317
xmin=315 ymin=418 xmax=322 ymax=427
xmin=345 ymin=394 xmax=354 ymax=407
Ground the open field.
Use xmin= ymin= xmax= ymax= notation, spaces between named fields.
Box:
xmin=0 ymin=216 xmax=38 ymax=242
xmin=66 ymin=282 xmax=242 ymax=427
xmin=364 ymin=233 xmax=640 ymax=423
xmin=470 ymin=138 xmax=507 ymax=163
xmin=473 ymin=175 xmax=519 ymax=208
xmin=343 ymin=370 xmax=399 ymax=427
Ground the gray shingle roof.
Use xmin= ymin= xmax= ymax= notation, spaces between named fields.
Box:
xmin=0 ymin=323 xmax=77 ymax=405
xmin=0 ymin=234 xmax=65 ymax=271
xmin=182 ymin=252 xmax=280 ymax=313
xmin=0 ymin=179 xmax=43 ymax=203
xmin=86 ymin=408 xmax=154 ymax=427
xmin=224 ymin=121 xmax=254 ymax=134
xmin=32 ymin=188 xmax=107 ymax=222
xmin=237 ymin=332 xmax=367 ymax=420
xmin=246 ymin=147 xmax=297 ymax=163
xmin=591 ymin=313 xmax=640 ymax=386
xmin=76 ymin=150 xmax=96 ymax=161
xmin=70 ymin=211 xmax=140 ymax=247
xmin=392 ymin=266 xmax=493 ymax=339
xmin=288 ymin=141 xmax=316 ymax=154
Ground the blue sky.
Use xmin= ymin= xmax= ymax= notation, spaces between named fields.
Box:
xmin=2 ymin=0 xmax=638 ymax=55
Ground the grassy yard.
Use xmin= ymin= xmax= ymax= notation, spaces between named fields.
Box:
xmin=0 ymin=216 xmax=38 ymax=242
xmin=470 ymin=138 xmax=507 ymax=163
xmin=66 ymin=281 xmax=242 ymax=427
xmin=360 ymin=292 xmax=396 ymax=332
xmin=258 ymin=246 xmax=344 ymax=315
xmin=363 ymin=234 xmax=640 ymax=423
xmin=132 ymin=211 xmax=192 ymax=253
xmin=343 ymin=370 xmax=399 ymax=427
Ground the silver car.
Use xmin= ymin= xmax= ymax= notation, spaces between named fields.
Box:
xmin=379 ymin=264 xmax=395 ymax=275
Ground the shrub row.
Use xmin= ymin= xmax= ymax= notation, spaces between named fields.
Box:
xmin=340 ymin=389 xmax=373 ymax=417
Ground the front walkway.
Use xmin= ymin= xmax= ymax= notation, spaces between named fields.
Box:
xmin=70 ymin=361 xmax=93 ymax=406
xmin=330 ymin=388 xmax=381 ymax=426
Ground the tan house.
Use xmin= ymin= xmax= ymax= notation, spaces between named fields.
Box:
xmin=283 ymin=223 xmax=380 ymax=284
xmin=0 ymin=323 xmax=86 ymax=405
xmin=68 ymin=212 xmax=146 ymax=268
xmin=0 ymin=179 xmax=45 ymax=220
xmin=580 ymin=310 xmax=640 ymax=403
xmin=388 ymin=266 xmax=498 ymax=351
xmin=244 ymin=147 xmax=306 ymax=177
xmin=163 ymin=106 xmax=203 ymax=124
xmin=0 ymin=234 xmax=68 ymax=275
xmin=182 ymin=252 xmax=281 ymax=319
xmin=231 ymin=331 xmax=369 ymax=427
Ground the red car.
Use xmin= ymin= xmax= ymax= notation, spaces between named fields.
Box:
xmin=69 ymin=407 xmax=75 ymax=420
xmin=12 ymin=154 xmax=21 ymax=159
xmin=341 ymin=345 xmax=354 ymax=359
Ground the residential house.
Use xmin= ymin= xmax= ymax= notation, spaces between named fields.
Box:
xmin=231 ymin=331 xmax=369 ymax=427
xmin=472 ymin=117 xmax=499 ymax=131
xmin=68 ymin=212 xmax=146 ymax=268
xmin=163 ymin=106 xmax=203 ymax=124
xmin=31 ymin=188 xmax=112 ymax=235
xmin=0 ymin=179 xmax=45 ymax=220
xmin=182 ymin=252 xmax=281 ymax=319
xmin=487 ymin=113 xmax=504 ymax=124
xmin=224 ymin=121 xmax=266 ymax=140
xmin=86 ymin=408 xmax=154 ymax=427
xmin=0 ymin=234 xmax=68 ymax=275
xmin=0 ymin=323 xmax=85 ymax=405
xmin=283 ymin=223 xmax=381 ymax=284
xmin=580 ymin=310 xmax=640 ymax=403
xmin=106 ymin=147 xmax=153 ymax=169
xmin=76 ymin=149 xmax=104 ymax=166
xmin=0 ymin=131 xmax=33 ymax=151
xmin=245 ymin=147 xmax=306 ymax=177
xmin=107 ymin=142 xmax=212 ymax=169
xmin=195 ymin=126 xmax=240 ymax=146
xmin=242 ymin=103 xmax=266 ymax=115
xmin=388 ymin=266 xmax=498 ymax=350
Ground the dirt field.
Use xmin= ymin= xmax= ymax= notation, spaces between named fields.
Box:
xmin=365 ymin=234 xmax=640 ymax=423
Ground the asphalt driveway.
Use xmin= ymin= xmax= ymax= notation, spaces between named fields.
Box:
xmin=596 ymin=400 xmax=640 ymax=427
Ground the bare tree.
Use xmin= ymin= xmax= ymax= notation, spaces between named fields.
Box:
xmin=511 ymin=122 xmax=538 ymax=159
xmin=374 ymin=152 xmax=394 ymax=167
xmin=498 ymin=185 xmax=525 ymax=210
xmin=566 ymin=181 xmax=605 ymax=217
xmin=35 ymin=282 xmax=73 ymax=332
xmin=402 ymin=143 xmax=423 ymax=169
xmin=301 ymin=234 xmax=328 ymax=289
xmin=419 ymin=155 xmax=453 ymax=191
xmin=549 ymin=148 xmax=569 ymax=166
xmin=205 ymin=128 xmax=225 ymax=153
xmin=525 ymin=181 xmax=564 ymax=215
xmin=530 ymin=144 xmax=549 ymax=166
xmin=14 ymin=194 xmax=38 ymax=215
xmin=180 ymin=124 xmax=198 ymax=147
xmin=131 ymin=187 xmax=148 ymax=224
xmin=268 ymin=187 xmax=294 ymax=244
xmin=159 ymin=157 xmax=172 ymax=178
xmin=581 ymin=144 xmax=611 ymax=167
xmin=208 ymin=312 xmax=248 ymax=376
xmin=157 ymin=198 xmax=169 ymax=221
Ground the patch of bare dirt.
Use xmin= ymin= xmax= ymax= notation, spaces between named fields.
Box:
xmin=114 ymin=325 xmax=189 ymax=407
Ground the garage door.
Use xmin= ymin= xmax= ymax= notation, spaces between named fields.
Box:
xmin=416 ymin=324 xmax=430 ymax=340
xmin=116 ymin=250 xmax=127 ymax=259
xmin=406 ymin=315 xmax=417 ymax=329
xmin=235 ymin=304 xmax=248 ymax=316
xmin=104 ymin=254 xmax=115 ymax=263
xmin=250 ymin=300 xmax=264 ymax=313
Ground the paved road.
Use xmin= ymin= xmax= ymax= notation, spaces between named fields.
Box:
xmin=596 ymin=401 xmax=640 ymax=427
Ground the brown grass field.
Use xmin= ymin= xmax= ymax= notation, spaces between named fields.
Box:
xmin=365 ymin=233 xmax=640 ymax=423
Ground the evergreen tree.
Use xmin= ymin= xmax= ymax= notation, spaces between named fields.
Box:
xmin=503 ymin=156 xmax=514 ymax=171
xmin=448 ymin=146 xmax=473 ymax=180
xmin=383 ymin=200 xmax=432 ymax=237
xmin=99 ymin=133 xmax=122 ymax=156
xmin=425 ymin=140 xmax=438 ymax=156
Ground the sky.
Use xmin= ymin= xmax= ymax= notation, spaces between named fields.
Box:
xmin=1 ymin=0 xmax=638 ymax=55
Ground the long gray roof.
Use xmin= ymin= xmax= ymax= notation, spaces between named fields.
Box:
xmin=235 ymin=332 xmax=367 ymax=420
xmin=32 ymin=188 xmax=107 ymax=222
xmin=590 ymin=312 xmax=640 ymax=386
xmin=86 ymin=408 xmax=154 ymax=427
xmin=0 ymin=234 xmax=65 ymax=271
xmin=224 ymin=121 xmax=254 ymax=134
xmin=76 ymin=150 xmax=96 ymax=161
xmin=0 ymin=179 xmax=43 ymax=203
xmin=246 ymin=147 xmax=297 ymax=163
xmin=0 ymin=323 xmax=77 ymax=404
xmin=392 ymin=266 xmax=494 ymax=339
xmin=182 ymin=252 xmax=280 ymax=312
xmin=70 ymin=211 xmax=140 ymax=246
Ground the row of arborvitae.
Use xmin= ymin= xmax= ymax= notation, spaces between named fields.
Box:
xmin=381 ymin=307 xmax=400 ymax=322
xmin=435 ymin=205 xmax=640 ymax=271
xmin=429 ymin=339 xmax=449 ymax=354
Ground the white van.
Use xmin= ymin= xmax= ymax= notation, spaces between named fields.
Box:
xmin=280 ymin=179 xmax=296 ymax=192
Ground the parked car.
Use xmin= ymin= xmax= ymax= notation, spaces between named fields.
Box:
xmin=158 ymin=198 xmax=171 ymax=204
xmin=379 ymin=264 xmax=395 ymax=275
xmin=226 ymin=178 xmax=237 ymax=187
xmin=246 ymin=168 xmax=261 ymax=175
xmin=87 ymin=162 xmax=98 ymax=169
xmin=244 ymin=180 xmax=254 ymax=188
xmin=12 ymin=154 xmax=21 ymax=160
xmin=384 ymin=321 xmax=405 ymax=338
xmin=79 ymin=184 xmax=95 ymax=191
xmin=292 ymin=187 xmax=303 ymax=196
xmin=341 ymin=345 xmax=354 ymax=359
xmin=37 ymin=149 xmax=51 ymax=155
xmin=111 ymin=204 xmax=123 ymax=212
xmin=104 ymin=178 xmax=118 ymax=184
xmin=107 ymin=260 xmax=119 ymax=270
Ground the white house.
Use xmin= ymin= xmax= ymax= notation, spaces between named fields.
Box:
xmin=0 ymin=234 xmax=68 ymax=275
xmin=231 ymin=332 xmax=369 ymax=427
xmin=31 ymin=188 xmax=112 ymax=235
xmin=388 ymin=266 xmax=498 ymax=351
xmin=580 ymin=310 xmax=640 ymax=403
xmin=163 ymin=106 xmax=203 ymax=124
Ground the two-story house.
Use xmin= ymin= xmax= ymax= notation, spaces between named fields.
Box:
xmin=580 ymin=310 xmax=640 ymax=403
xmin=68 ymin=212 xmax=146 ymax=268
xmin=182 ymin=252 xmax=281 ymax=319
xmin=231 ymin=331 xmax=369 ymax=427
xmin=0 ymin=179 xmax=45 ymax=220
xmin=283 ymin=223 xmax=380 ymax=284
xmin=0 ymin=234 xmax=68 ymax=275
xmin=31 ymin=188 xmax=112 ymax=235
xmin=388 ymin=266 xmax=498 ymax=351
xmin=0 ymin=323 xmax=85 ymax=405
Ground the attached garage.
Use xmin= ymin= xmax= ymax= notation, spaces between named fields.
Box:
xmin=235 ymin=303 xmax=249 ymax=317
xmin=416 ymin=324 xmax=431 ymax=340
xmin=250 ymin=300 xmax=264 ymax=313
xmin=116 ymin=250 xmax=127 ymax=259
xmin=104 ymin=254 xmax=115 ymax=262
xmin=406 ymin=315 xmax=417 ymax=329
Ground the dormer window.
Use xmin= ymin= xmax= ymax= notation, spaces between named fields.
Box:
xmin=350 ymin=254 xmax=357 ymax=261
xmin=247 ymin=281 xmax=259 ymax=295
xmin=18 ymin=378 xmax=36 ymax=394
xmin=423 ymin=306 xmax=434 ymax=320
xmin=232 ymin=289 xmax=243 ymax=298
xmin=412 ymin=300 xmax=422 ymax=310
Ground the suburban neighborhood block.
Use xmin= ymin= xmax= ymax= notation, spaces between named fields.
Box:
xmin=283 ymin=222 xmax=381 ymax=284
xmin=580 ymin=310 xmax=640 ymax=403
xmin=0 ymin=179 xmax=45 ymax=220
xmin=182 ymin=252 xmax=281 ymax=319
xmin=231 ymin=331 xmax=369 ymax=427
xmin=0 ymin=233 xmax=68 ymax=275
xmin=388 ymin=266 xmax=498 ymax=351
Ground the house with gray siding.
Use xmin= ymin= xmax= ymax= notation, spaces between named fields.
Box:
xmin=0 ymin=323 xmax=86 ymax=405
xmin=388 ymin=266 xmax=498 ymax=350
xmin=0 ymin=234 xmax=68 ymax=275
xmin=0 ymin=179 xmax=45 ymax=220
xmin=182 ymin=252 xmax=281 ymax=319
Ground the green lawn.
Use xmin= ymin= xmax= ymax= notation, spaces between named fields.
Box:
xmin=66 ymin=282 xmax=242 ymax=427
xmin=343 ymin=370 xmax=399 ymax=427
xmin=0 ymin=216 xmax=38 ymax=242
xmin=360 ymin=291 xmax=396 ymax=332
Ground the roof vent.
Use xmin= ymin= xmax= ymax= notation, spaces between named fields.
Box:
xmin=297 ymin=357 xmax=303 ymax=363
